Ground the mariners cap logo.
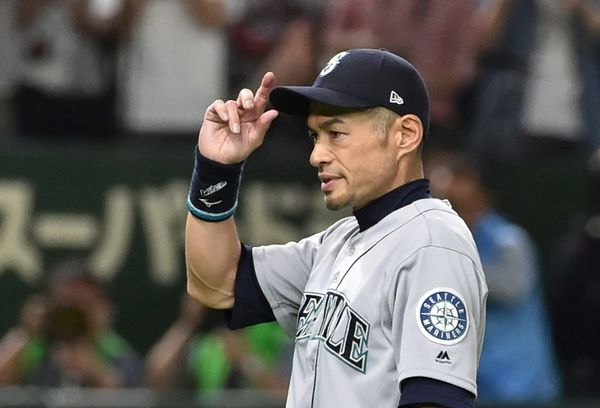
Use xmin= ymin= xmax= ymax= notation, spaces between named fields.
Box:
xmin=319 ymin=51 xmax=350 ymax=77
xmin=416 ymin=288 xmax=469 ymax=345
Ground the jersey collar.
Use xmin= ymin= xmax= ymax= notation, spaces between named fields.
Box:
xmin=353 ymin=179 xmax=431 ymax=232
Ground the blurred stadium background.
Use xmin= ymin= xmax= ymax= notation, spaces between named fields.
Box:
xmin=0 ymin=0 xmax=599 ymax=407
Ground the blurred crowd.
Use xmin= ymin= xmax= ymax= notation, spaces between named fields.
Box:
xmin=0 ymin=0 xmax=322 ymax=141
xmin=0 ymin=0 xmax=598 ymax=154
xmin=0 ymin=0 xmax=600 ymax=405
xmin=0 ymin=258 xmax=292 ymax=396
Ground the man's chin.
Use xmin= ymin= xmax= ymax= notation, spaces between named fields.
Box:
xmin=323 ymin=195 xmax=348 ymax=211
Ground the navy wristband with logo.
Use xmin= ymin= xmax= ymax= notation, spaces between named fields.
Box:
xmin=187 ymin=147 xmax=243 ymax=222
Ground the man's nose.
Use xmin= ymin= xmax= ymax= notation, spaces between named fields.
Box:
xmin=309 ymin=141 xmax=332 ymax=168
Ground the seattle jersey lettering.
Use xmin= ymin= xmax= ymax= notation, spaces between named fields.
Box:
xmin=296 ymin=291 xmax=370 ymax=373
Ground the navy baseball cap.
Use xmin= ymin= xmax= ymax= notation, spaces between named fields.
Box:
xmin=269 ymin=48 xmax=430 ymax=138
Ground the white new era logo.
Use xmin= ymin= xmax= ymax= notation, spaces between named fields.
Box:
xmin=389 ymin=91 xmax=404 ymax=105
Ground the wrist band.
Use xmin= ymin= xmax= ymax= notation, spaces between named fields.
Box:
xmin=187 ymin=147 xmax=243 ymax=222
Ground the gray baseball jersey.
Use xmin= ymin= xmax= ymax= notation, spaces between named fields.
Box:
xmin=252 ymin=197 xmax=488 ymax=407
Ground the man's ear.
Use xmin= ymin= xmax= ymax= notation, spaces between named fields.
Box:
xmin=393 ymin=114 xmax=423 ymax=155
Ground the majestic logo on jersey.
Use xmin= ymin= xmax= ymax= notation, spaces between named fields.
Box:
xmin=416 ymin=288 xmax=469 ymax=345
xmin=296 ymin=290 xmax=370 ymax=373
xmin=319 ymin=51 xmax=349 ymax=77
xmin=435 ymin=350 xmax=452 ymax=365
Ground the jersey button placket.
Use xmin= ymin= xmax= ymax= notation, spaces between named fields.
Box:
xmin=331 ymin=269 xmax=344 ymax=286
xmin=332 ymin=239 xmax=359 ymax=288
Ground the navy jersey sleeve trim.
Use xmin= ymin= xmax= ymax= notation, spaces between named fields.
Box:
xmin=398 ymin=377 xmax=475 ymax=408
xmin=224 ymin=243 xmax=276 ymax=329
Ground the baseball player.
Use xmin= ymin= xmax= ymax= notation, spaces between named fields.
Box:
xmin=185 ymin=49 xmax=488 ymax=407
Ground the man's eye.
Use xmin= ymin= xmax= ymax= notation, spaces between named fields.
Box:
xmin=308 ymin=132 xmax=318 ymax=144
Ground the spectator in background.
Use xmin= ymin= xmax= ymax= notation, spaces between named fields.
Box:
xmin=227 ymin=0 xmax=321 ymax=94
xmin=0 ymin=259 xmax=143 ymax=387
xmin=146 ymin=292 xmax=291 ymax=396
xmin=226 ymin=0 xmax=322 ymax=146
xmin=548 ymin=147 xmax=600 ymax=398
xmin=427 ymin=151 xmax=561 ymax=404
xmin=118 ymin=0 xmax=245 ymax=139
xmin=469 ymin=0 xmax=600 ymax=161
xmin=521 ymin=0 xmax=600 ymax=151
xmin=13 ymin=0 xmax=124 ymax=139
xmin=465 ymin=0 xmax=534 ymax=160
xmin=322 ymin=0 xmax=479 ymax=149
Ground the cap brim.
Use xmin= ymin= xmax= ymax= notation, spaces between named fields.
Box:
xmin=269 ymin=86 xmax=374 ymax=116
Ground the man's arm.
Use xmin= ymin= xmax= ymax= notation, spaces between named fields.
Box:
xmin=185 ymin=217 xmax=240 ymax=308
xmin=185 ymin=73 xmax=278 ymax=309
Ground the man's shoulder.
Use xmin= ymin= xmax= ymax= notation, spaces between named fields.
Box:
xmin=349 ymin=198 xmax=467 ymax=247
xmin=407 ymin=198 xmax=478 ymax=255
xmin=411 ymin=197 xmax=456 ymax=216
xmin=386 ymin=197 xmax=462 ymax=235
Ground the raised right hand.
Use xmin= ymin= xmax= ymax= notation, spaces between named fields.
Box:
xmin=198 ymin=72 xmax=279 ymax=164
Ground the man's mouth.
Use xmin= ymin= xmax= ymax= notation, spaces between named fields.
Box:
xmin=319 ymin=174 xmax=341 ymax=193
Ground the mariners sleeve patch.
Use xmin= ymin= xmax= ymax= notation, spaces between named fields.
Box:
xmin=416 ymin=288 xmax=469 ymax=345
